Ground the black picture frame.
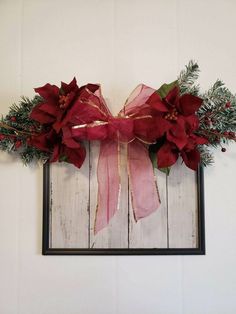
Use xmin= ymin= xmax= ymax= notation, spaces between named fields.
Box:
xmin=42 ymin=163 xmax=205 ymax=255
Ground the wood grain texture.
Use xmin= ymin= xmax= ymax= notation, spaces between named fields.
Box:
xmin=129 ymin=169 xmax=168 ymax=248
xmin=50 ymin=145 xmax=90 ymax=248
xmin=167 ymin=160 xmax=198 ymax=248
xmin=49 ymin=150 xmax=199 ymax=249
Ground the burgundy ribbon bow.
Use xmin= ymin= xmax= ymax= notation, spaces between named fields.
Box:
xmin=68 ymin=84 xmax=160 ymax=233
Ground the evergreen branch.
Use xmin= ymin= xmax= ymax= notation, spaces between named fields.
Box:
xmin=178 ymin=60 xmax=200 ymax=95
xmin=0 ymin=121 xmax=38 ymax=136
xmin=198 ymin=80 xmax=236 ymax=141
xmin=198 ymin=145 xmax=214 ymax=166
xmin=0 ymin=96 xmax=50 ymax=164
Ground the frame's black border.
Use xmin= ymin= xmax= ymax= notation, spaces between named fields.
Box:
xmin=42 ymin=163 xmax=205 ymax=255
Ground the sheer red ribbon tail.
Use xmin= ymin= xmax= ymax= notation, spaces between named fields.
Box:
xmin=94 ymin=139 xmax=120 ymax=234
xmin=128 ymin=140 xmax=160 ymax=221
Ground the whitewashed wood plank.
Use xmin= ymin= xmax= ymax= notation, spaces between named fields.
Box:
xmin=129 ymin=168 xmax=168 ymax=248
xmin=50 ymin=147 xmax=90 ymax=248
xmin=167 ymin=159 xmax=198 ymax=248
xmin=89 ymin=142 xmax=129 ymax=248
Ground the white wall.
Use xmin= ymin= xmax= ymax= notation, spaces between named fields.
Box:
xmin=0 ymin=0 xmax=236 ymax=313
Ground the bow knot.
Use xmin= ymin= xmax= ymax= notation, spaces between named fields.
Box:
xmin=107 ymin=116 xmax=134 ymax=142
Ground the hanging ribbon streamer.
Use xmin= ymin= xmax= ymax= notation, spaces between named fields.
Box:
xmin=68 ymin=84 xmax=160 ymax=233
xmin=128 ymin=140 xmax=160 ymax=221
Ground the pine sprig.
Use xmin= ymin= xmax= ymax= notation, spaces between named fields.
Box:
xmin=20 ymin=146 xmax=48 ymax=165
xmin=198 ymin=145 xmax=214 ymax=167
xmin=0 ymin=96 xmax=49 ymax=164
xmin=178 ymin=60 xmax=200 ymax=95
xmin=198 ymin=80 xmax=236 ymax=133
xmin=197 ymin=80 xmax=236 ymax=154
xmin=178 ymin=61 xmax=236 ymax=166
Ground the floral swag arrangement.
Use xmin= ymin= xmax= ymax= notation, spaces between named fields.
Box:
xmin=1 ymin=61 xmax=236 ymax=233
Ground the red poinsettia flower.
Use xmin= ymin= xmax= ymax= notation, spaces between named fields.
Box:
xmin=28 ymin=78 xmax=89 ymax=168
xmin=30 ymin=78 xmax=79 ymax=133
xmin=157 ymin=134 xmax=208 ymax=171
xmin=146 ymin=86 xmax=203 ymax=149
xmin=50 ymin=136 xmax=86 ymax=169
xmin=29 ymin=128 xmax=86 ymax=168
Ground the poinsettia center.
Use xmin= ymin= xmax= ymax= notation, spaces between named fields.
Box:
xmin=59 ymin=95 xmax=69 ymax=109
xmin=164 ymin=107 xmax=178 ymax=121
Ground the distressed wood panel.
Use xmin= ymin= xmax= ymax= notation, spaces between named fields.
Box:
xmin=49 ymin=149 xmax=199 ymax=249
xmin=89 ymin=142 xmax=129 ymax=248
xmin=129 ymin=170 xmax=168 ymax=248
xmin=50 ymin=149 xmax=90 ymax=248
xmin=167 ymin=160 xmax=198 ymax=248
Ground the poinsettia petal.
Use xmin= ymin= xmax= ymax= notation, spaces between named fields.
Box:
xmin=157 ymin=142 xmax=179 ymax=168
xmin=193 ymin=135 xmax=208 ymax=145
xmin=181 ymin=149 xmax=200 ymax=171
xmin=176 ymin=115 xmax=186 ymax=128
xmin=184 ymin=114 xmax=199 ymax=132
xmin=184 ymin=134 xmax=208 ymax=151
xmin=29 ymin=129 xmax=57 ymax=152
xmin=53 ymin=120 xmax=65 ymax=133
xmin=34 ymin=83 xmax=59 ymax=101
xmin=30 ymin=106 xmax=55 ymax=124
xmin=61 ymin=77 xmax=78 ymax=94
xmin=184 ymin=136 xmax=196 ymax=151
xmin=39 ymin=102 xmax=61 ymax=117
xmin=63 ymin=136 xmax=82 ymax=149
xmin=167 ymin=123 xmax=188 ymax=150
xmin=153 ymin=116 xmax=172 ymax=138
xmin=165 ymin=86 xmax=180 ymax=109
xmin=179 ymin=94 xmax=203 ymax=116
xmin=62 ymin=145 xmax=86 ymax=168
xmin=29 ymin=133 xmax=50 ymax=152
xmin=147 ymin=92 xmax=169 ymax=112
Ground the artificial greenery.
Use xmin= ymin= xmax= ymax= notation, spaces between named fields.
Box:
xmin=177 ymin=61 xmax=236 ymax=166
xmin=178 ymin=60 xmax=200 ymax=96
xmin=0 ymin=96 xmax=49 ymax=164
